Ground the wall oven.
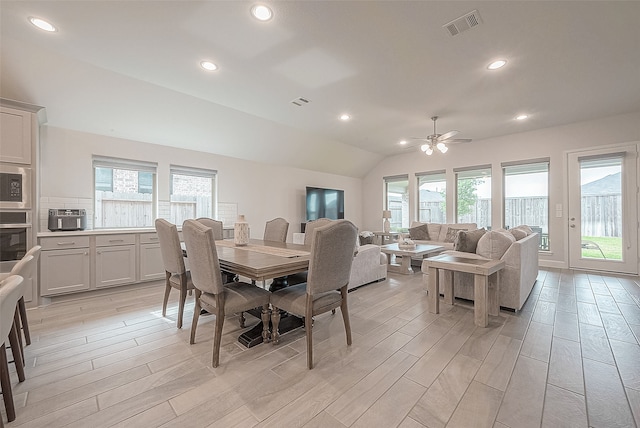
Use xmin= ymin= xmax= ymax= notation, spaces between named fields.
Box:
xmin=0 ymin=164 xmax=31 ymax=209
xmin=0 ymin=210 xmax=32 ymax=273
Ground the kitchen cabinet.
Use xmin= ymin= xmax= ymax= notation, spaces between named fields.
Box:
xmin=0 ymin=106 xmax=32 ymax=165
xmin=95 ymin=234 xmax=136 ymax=288
xmin=139 ymin=232 xmax=164 ymax=281
xmin=40 ymin=236 xmax=91 ymax=296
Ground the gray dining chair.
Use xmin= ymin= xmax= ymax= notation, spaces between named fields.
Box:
xmin=155 ymin=218 xmax=195 ymax=329
xmin=270 ymin=220 xmax=357 ymax=369
xmin=0 ymin=275 xmax=25 ymax=423
xmin=263 ymin=217 xmax=289 ymax=243
xmin=195 ymin=217 xmax=224 ymax=240
xmin=182 ymin=219 xmax=271 ymax=368
xmin=303 ymin=218 xmax=332 ymax=245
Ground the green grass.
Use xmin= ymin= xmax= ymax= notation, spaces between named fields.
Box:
xmin=582 ymin=236 xmax=622 ymax=260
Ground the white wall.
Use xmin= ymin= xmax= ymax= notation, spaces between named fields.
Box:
xmin=362 ymin=111 xmax=640 ymax=269
xmin=39 ymin=126 xmax=363 ymax=239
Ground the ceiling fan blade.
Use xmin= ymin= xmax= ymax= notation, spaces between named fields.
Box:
xmin=438 ymin=130 xmax=459 ymax=141
xmin=444 ymin=138 xmax=472 ymax=144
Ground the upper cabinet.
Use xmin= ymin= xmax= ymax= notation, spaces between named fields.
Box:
xmin=0 ymin=106 xmax=32 ymax=164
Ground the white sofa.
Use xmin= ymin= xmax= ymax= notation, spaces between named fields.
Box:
xmin=408 ymin=222 xmax=478 ymax=250
xmin=422 ymin=229 xmax=539 ymax=311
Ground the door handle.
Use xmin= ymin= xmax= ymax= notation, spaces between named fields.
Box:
xmin=570 ymin=224 xmax=576 ymax=228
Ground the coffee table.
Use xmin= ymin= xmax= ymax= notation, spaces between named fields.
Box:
xmin=380 ymin=243 xmax=444 ymax=274
xmin=422 ymin=253 xmax=505 ymax=327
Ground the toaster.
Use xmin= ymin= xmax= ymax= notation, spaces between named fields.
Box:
xmin=48 ymin=209 xmax=87 ymax=231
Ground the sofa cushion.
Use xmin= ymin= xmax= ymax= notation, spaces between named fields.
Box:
xmin=476 ymin=230 xmax=515 ymax=259
xmin=444 ymin=227 xmax=467 ymax=243
xmin=454 ymin=228 xmax=487 ymax=253
xmin=509 ymin=228 xmax=527 ymax=240
xmin=513 ymin=225 xmax=534 ymax=235
xmin=409 ymin=224 xmax=430 ymax=240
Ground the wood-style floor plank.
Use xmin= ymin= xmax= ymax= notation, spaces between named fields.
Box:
xmin=3 ymin=268 xmax=639 ymax=427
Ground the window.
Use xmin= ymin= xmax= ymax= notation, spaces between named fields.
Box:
xmin=170 ymin=165 xmax=217 ymax=225
xmin=416 ymin=170 xmax=446 ymax=223
xmin=503 ymin=159 xmax=550 ymax=250
xmin=455 ymin=165 xmax=491 ymax=229
xmin=384 ymin=175 xmax=409 ymax=231
xmin=93 ymin=156 xmax=157 ymax=228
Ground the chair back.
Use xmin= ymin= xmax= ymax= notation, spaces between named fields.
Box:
xmin=155 ymin=218 xmax=187 ymax=275
xmin=304 ymin=218 xmax=333 ymax=245
xmin=264 ymin=217 xmax=289 ymax=242
xmin=182 ymin=219 xmax=224 ymax=295
xmin=196 ymin=217 xmax=224 ymax=240
xmin=306 ymin=220 xmax=357 ymax=295
xmin=9 ymin=254 xmax=35 ymax=282
xmin=0 ymin=275 xmax=24 ymax=341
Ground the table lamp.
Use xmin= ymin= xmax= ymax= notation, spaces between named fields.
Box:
xmin=382 ymin=210 xmax=391 ymax=233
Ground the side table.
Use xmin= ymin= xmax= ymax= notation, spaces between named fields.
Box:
xmin=372 ymin=231 xmax=400 ymax=245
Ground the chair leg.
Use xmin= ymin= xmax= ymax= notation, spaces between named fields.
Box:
xmin=239 ymin=311 xmax=245 ymax=328
xmin=17 ymin=297 xmax=30 ymax=346
xmin=0 ymin=344 xmax=15 ymax=422
xmin=340 ymin=288 xmax=352 ymax=346
xmin=271 ymin=307 xmax=281 ymax=344
xmin=12 ymin=309 xmax=24 ymax=365
xmin=177 ymin=282 xmax=188 ymax=329
xmin=212 ymin=295 xmax=225 ymax=368
xmin=190 ymin=290 xmax=202 ymax=345
xmin=261 ymin=305 xmax=271 ymax=343
xmin=305 ymin=299 xmax=314 ymax=369
xmin=8 ymin=318 xmax=25 ymax=382
xmin=162 ymin=272 xmax=171 ymax=317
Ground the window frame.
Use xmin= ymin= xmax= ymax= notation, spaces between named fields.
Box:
xmin=416 ymin=170 xmax=446 ymax=224
xmin=454 ymin=165 xmax=492 ymax=229
xmin=169 ymin=165 xmax=218 ymax=225
xmin=383 ymin=174 xmax=409 ymax=232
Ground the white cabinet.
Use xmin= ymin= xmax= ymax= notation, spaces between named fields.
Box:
xmin=139 ymin=233 xmax=164 ymax=281
xmin=95 ymin=234 xmax=136 ymax=288
xmin=40 ymin=236 xmax=91 ymax=296
xmin=0 ymin=106 xmax=32 ymax=164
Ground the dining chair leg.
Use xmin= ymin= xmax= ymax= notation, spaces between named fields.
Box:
xmin=189 ymin=290 xmax=202 ymax=345
xmin=340 ymin=288 xmax=352 ymax=346
xmin=8 ymin=318 xmax=25 ymax=382
xmin=270 ymin=308 xmax=281 ymax=344
xmin=212 ymin=295 xmax=225 ymax=368
xmin=239 ymin=311 xmax=245 ymax=328
xmin=261 ymin=306 xmax=271 ymax=343
xmin=305 ymin=300 xmax=314 ymax=369
xmin=162 ymin=272 xmax=171 ymax=317
xmin=12 ymin=310 xmax=24 ymax=365
xmin=177 ymin=283 xmax=187 ymax=329
xmin=17 ymin=297 xmax=30 ymax=346
xmin=0 ymin=344 xmax=16 ymax=422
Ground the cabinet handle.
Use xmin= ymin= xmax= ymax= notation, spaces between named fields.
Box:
xmin=109 ymin=239 xmax=124 ymax=243
xmin=84 ymin=252 xmax=89 ymax=256
xmin=148 ymin=237 xmax=158 ymax=241
xmin=57 ymin=241 xmax=76 ymax=246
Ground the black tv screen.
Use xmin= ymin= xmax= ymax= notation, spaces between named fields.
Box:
xmin=306 ymin=186 xmax=345 ymax=221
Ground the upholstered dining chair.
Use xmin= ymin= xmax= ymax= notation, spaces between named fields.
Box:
xmin=263 ymin=217 xmax=289 ymax=242
xmin=270 ymin=220 xmax=357 ymax=369
xmin=195 ymin=217 xmax=224 ymax=240
xmin=155 ymin=218 xmax=194 ymax=329
xmin=303 ymin=218 xmax=333 ymax=245
xmin=0 ymin=275 xmax=25 ymax=424
xmin=182 ymin=219 xmax=271 ymax=368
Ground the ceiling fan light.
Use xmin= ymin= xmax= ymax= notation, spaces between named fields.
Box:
xmin=425 ymin=147 xmax=434 ymax=156
xmin=420 ymin=144 xmax=429 ymax=152
xmin=436 ymin=142 xmax=447 ymax=151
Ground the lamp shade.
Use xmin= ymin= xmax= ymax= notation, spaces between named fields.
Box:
xmin=382 ymin=210 xmax=392 ymax=219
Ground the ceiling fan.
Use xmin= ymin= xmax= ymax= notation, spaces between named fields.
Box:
xmin=412 ymin=116 xmax=472 ymax=155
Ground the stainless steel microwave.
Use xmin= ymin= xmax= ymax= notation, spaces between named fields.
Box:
xmin=0 ymin=164 xmax=31 ymax=209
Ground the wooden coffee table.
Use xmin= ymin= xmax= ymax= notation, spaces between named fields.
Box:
xmin=422 ymin=253 xmax=504 ymax=327
xmin=380 ymin=243 xmax=445 ymax=274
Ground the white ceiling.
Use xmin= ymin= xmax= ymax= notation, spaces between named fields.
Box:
xmin=1 ymin=1 xmax=639 ymax=177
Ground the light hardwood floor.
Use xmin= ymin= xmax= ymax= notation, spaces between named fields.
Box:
xmin=3 ymin=268 xmax=640 ymax=427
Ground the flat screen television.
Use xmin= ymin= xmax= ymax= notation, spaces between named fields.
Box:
xmin=306 ymin=186 xmax=344 ymax=221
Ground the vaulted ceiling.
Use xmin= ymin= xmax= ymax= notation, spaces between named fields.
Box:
xmin=2 ymin=1 xmax=639 ymax=177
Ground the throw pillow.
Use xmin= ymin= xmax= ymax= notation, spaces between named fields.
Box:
xmin=444 ymin=227 xmax=467 ymax=243
xmin=514 ymin=225 xmax=534 ymax=235
xmin=409 ymin=224 xmax=430 ymax=240
xmin=476 ymin=230 xmax=516 ymax=259
xmin=509 ymin=228 xmax=527 ymax=240
xmin=454 ymin=228 xmax=487 ymax=253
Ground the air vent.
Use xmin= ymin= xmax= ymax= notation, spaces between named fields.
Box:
xmin=291 ymin=97 xmax=311 ymax=107
xmin=443 ymin=10 xmax=483 ymax=37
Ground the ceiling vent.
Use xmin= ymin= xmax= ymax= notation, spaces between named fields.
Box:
xmin=443 ymin=10 xmax=483 ymax=37
xmin=291 ymin=97 xmax=311 ymax=107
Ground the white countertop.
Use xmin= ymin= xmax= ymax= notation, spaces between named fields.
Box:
xmin=37 ymin=228 xmax=157 ymax=238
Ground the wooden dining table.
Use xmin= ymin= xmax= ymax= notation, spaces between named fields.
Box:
xmin=184 ymin=238 xmax=311 ymax=347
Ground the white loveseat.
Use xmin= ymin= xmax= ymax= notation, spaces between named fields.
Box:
xmin=422 ymin=228 xmax=539 ymax=311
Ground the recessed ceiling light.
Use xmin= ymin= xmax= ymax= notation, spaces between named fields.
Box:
xmin=515 ymin=114 xmax=529 ymax=120
xmin=487 ymin=59 xmax=507 ymax=70
xmin=251 ymin=4 xmax=273 ymax=21
xmin=399 ymin=140 xmax=408 ymax=145
xmin=340 ymin=114 xmax=351 ymax=121
xmin=29 ymin=17 xmax=56 ymax=32
xmin=200 ymin=61 xmax=218 ymax=71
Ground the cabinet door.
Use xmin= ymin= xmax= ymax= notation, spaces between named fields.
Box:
xmin=0 ymin=107 xmax=32 ymax=164
xmin=95 ymin=245 xmax=136 ymax=288
xmin=139 ymin=243 xmax=165 ymax=281
xmin=41 ymin=248 xmax=90 ymax=296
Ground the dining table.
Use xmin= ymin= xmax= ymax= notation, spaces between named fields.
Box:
xmin=184 ymin=238 xmax=311 ymax=347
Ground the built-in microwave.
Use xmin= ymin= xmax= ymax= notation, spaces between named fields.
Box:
xmin=0 ymin=164 xmax=31 ymax=209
